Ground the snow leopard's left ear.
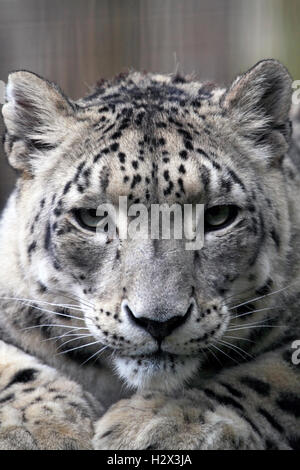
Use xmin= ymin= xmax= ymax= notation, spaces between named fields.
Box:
xmin=2 ymin=71 xmax=75 ymax=172
xmin=222 ymin=59 xmax=292 ymax=158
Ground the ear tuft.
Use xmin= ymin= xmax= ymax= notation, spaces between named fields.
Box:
xmin=222 ymin=59 xmax=292 ymax=158
xmin=2 ymin=71 xmax=74 ymax=172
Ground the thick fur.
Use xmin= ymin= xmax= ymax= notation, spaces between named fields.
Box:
xmin=0 ymin=60 xmax=299 ymax=449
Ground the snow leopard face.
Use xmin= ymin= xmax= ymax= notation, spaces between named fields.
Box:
xmin=2 ymin=60 xmax=293 ymax=390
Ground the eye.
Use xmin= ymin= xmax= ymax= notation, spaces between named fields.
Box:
xmin=74 ymin=209 xmax=109 ymax=232
xmin=205 ymin=205 xmax=238 ymax=232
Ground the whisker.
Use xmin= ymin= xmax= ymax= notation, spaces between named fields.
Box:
xmin=223 ymin=335 xmax=255 ymax=343
xmin=41 ymin=332 xmax=92 ymax=343
xmin=49 ymin=289 xmax=94 ymax=309
xmin=22 ymin=324 xmax=89 ymax=331
xmin=230 ymin=283 xmax=293 ymax=311
xmin=229 ymin=318 xmax=274 ymax=328
xmin=228 ymin=325 xmax=285 ymax=332
xmin=80 ymin=345 xmax=109 ymax=366
xmin=19 ymin=302 xmax=86 ymax=323
xmin=55 ymin=339 xmax=102 ymax=356
xmin=220 ymin=286 xmax=256 ymax=307
xmin=214 ymin=340 xmax=247 ymax=361
xmin=0 ymin=296 xmax=82 ymax=311
xmin=199 ymin=346 xmax=209 ymax=362
xmin=216 ymin=338 xmax=253 ymax=359
xmin=57 ymin=334 xmax=95 ymax=350
xmin=231 ymin=306 xmax=275 ymax=320
xmin=205 ymin=345 xmax=223 ymax=366
xmin=210 ymin=343 xmax=240 ymax=365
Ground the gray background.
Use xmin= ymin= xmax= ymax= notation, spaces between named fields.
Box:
xmin=1 ymin=0 xmax=300 ymax=208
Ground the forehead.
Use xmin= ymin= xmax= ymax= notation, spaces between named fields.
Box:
xmin=60 ymin=77 xmax=249 ymax=206
xmin=75 ymin=129 xmax=247 ymax=209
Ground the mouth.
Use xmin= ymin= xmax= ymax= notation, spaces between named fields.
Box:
xmin=113 ymin=349 xmax=201 ymax=391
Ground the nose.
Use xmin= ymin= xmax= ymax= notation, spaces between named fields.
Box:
xmin=124 ymin=302 xmax=193 ymax=342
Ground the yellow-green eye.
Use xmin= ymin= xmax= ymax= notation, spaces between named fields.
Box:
xmin=205 ymin=205 xmax=238 ymax=232
xmin=74 ymin=209 xmax=108 ymax=232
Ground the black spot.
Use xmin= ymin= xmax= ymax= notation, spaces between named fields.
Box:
xmin=163 ymin=181 xmax=174 ymax=196
xmin=178 ymin=129 xmax=192 ymax=140
xmin=163 ymin=170 xmax=170 ymax=181
xmin=73 ymin=161 xmax=85 ymax=182
xmin=221 ymin=178 xmax=232 ymax=192
xmin=179 ymin=150 xmax=188 ymax=160
xmin=184 ymin=140 xmax=193 ymax=150
xmin=100 ymin=430 xmax=113 ymax=439
xmin=131 ymin=174 xmax=142 ymax=189
xmin=110 ymin=142 xmax=119 ymax=152
xmin=258 ymin=407 xmax=284 ymax=434
xmin=219 ymin=382 xmax=245 ymax=399
xmin=203 ymin=388 xmax=244 ymax=411
xmin=255 ymin=278 xmax=273 ymax=296
xmin=63 ymin=181 xmax=72 ymax=195
xmin=94 ymin=153 xmax=102 ymax=163
xmin=228 ymin=169 xmax=246 ymax=191
xmin=118 ymin=152 xmax=126 ymax=163
xmin=27 ymin=241 xmax=37 ymax=255
xmin=145 ymin=444 xmax=158 ymax=450
xmin=0 ymin=393 xmax=14 ymax=403
xmin=54 ymin=206 xmax=62 ymax=217
xmin=8 ymin=369 xmax=37 ymax=388
xmin=178 ymin=178 xmax=185 ymax=193
xmin=112 ymin=131 xmax=122 ymax=140
xmin=240 ymin=376 xmax=270 ymax=396
xmin=276 ymin=392 xmax=300 ymax=417
xmin=44 ymin=223 xmax=51 ymax=250
xmin=211 ymin=160 xmax=221 ymax=170
xmin=243 ymin=414 xmax=262 ymax=437
xmin=271 ymin=228 xmax=280 ymax=248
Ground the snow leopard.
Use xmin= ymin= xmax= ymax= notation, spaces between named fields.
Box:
xmin=0 ymin=59 xmax=299 ymax=449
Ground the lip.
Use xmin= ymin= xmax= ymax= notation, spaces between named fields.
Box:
xmin=118 ymin=350 xmax=195 ymax=363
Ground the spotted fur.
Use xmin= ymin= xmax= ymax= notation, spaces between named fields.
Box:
xmin=0 ymin=59 xmax=299 ymax=449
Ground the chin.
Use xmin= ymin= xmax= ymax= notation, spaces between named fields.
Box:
xmin=113 ymin=352 xmax=201 ymax=392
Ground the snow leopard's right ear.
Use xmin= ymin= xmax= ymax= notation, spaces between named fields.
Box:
xmin=2 ymin=71 xmax=75 ymax=173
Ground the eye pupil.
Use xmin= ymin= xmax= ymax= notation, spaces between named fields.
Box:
xmin=87 ymin=209 xmax=97 ymax=218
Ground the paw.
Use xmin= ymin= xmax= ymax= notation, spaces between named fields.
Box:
xmin=0 ymin=341 xmax=102 ymax=449
xmin=0 ymin=394 xmax=95 ymax=450
xmin=93 ymin=392 xmax=261 ymax=450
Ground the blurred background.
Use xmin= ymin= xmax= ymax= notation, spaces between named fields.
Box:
xmin=0 ymin=0 xmax=300 ymax=208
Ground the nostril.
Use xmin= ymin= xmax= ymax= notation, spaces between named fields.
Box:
xmin=123 ymin=300 xmax=193 ymax=342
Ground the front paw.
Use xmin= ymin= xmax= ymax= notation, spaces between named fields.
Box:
xmin=93 ymin=392 xmax=261 ymax=450
xmin=0 ymin=379 xmax=98 ymax=450
xmin=0 ymin=397 xmax=95 ymax=450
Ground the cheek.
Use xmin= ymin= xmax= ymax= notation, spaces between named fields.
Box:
xmin=55 ymin=233 xmax=105 ymax=272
